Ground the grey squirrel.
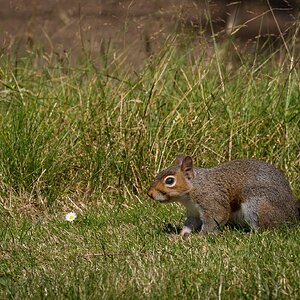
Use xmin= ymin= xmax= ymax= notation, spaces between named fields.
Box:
xmin=147 ymin=155 xmax=300 ymax=236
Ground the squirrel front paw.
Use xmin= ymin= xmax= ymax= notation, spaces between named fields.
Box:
xmin=180 ymin=226 xmax=192 ymax=237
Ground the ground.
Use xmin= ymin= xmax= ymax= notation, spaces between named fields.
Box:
xmin=1 ymin=1 xmax=298 ymax=65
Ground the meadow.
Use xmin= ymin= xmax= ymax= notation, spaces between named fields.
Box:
xmin=0 ymin=34 xmax=299 ymax=299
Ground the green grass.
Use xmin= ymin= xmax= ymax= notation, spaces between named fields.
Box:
xmin=1 ymin=204 xmax=300 ymax=299
xmin=0 ymin=36 xmax=299 ymax=299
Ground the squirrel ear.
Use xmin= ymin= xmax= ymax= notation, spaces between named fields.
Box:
xmin=174 ymin=154 xmax=186 ymax=166
xmin=181 ymin=156 xmax=194 ymax=180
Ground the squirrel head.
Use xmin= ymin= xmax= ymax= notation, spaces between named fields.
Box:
xmin=147 ymin=155 xmax=195 ymax=202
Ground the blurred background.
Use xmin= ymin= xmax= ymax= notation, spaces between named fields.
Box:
xmin=1 ymin=0 xmax=299 ymax=65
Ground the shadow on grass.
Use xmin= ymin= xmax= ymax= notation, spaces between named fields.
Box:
xmin=160 ymin=222 xmax=253 ymax=235
xmin=161 ymin=223 xmax=182 ymax=234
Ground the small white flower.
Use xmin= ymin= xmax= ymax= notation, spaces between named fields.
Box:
xmin=66 ymin=212 xmax=77 ymax=222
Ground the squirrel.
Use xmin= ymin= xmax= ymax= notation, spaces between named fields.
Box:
xmin=147 ymin=155 xmax=300 ymax=236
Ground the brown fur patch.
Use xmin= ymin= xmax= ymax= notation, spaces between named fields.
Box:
xmin=257 ymin=201 xmax=273 ymax=228
xmin=230 ymin=198 xmax=241 ymax=212
xmin=149 ymin=170 xmax=191 ymax=197
xmin=229 ymin=194 xmax=245 ymax=212
xmin=172 ymin=171 xmax=191 ymax=193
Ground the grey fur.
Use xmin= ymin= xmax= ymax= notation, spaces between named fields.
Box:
xmin=148 ymin=157 xmax=299 ymax=235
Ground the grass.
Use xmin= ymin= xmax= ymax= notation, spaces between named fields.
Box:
xmin=1 ymin=205 xmax=300 ymax=299
xmin=0 ymin=34 xmax=300 ymax=299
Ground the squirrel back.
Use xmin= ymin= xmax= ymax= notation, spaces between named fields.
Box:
xmin=148 ymin=155 xmax=299 ymax=235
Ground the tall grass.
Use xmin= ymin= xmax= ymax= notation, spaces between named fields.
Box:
xmin=0 ymin=35 xmax=299 ymax=298
xmin=0 ymin=41 xmax=299 ymax=209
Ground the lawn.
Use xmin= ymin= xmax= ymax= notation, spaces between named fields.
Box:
xmin=0 ymin=36 xmax=299 ymax=299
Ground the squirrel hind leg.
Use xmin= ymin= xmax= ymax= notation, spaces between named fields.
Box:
xmin=241 ymin=191 xmax=298 ymax=229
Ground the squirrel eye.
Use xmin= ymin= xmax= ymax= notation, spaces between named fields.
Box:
xmin=164 ymin=176 xmax=176 ymax=186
